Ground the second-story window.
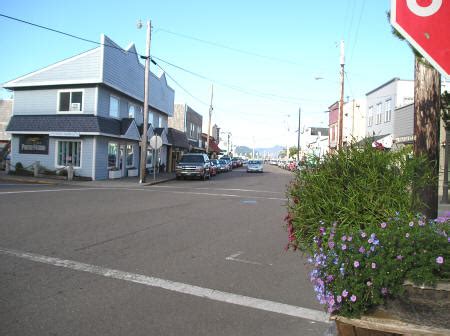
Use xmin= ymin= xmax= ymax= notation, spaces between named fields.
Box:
xmin=59 ymin=90 xmax=83 ymax=112
xmin=385 ymin=99 xmax=392 ymax=123
xmin=110 ymin=96 xmax=119 ymax=118
xmin=128 ymin=105 xmax=135 ymax=119
xmin=368 ymin=106 xmax=373 ymax=127
xmin=376 ymin=103 xmax=382 ymax=125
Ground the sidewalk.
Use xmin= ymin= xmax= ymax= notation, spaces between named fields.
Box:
xmin=0 ymin=170 xmax=176 ymax=188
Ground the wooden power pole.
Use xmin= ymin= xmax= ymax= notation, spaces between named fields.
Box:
xmin=205 ymin=84 xmax=213 ymax=155
xmin=338 ymin=40 xmax=345 ymax=149
xmin=413 ymin=57 xmax=441 ymax=218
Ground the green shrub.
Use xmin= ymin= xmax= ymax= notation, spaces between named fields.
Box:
xmin=15 ymin=162 xmax=24 ymax=171
xmin=285 ymin=142 xmax=448 ymax=318
xmin=286 ymin=142 xmax=432 ymax=254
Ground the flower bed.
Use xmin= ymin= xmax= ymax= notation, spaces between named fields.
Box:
xmin=285 ymin=142 xmax=449 ymax=320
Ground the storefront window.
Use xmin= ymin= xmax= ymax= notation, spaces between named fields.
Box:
xmin=126 ymin=144 xmax=134 ymax=167
xmin=57 ymin=141 xmax=81 ymax=167
xmin=108 ymin=143 xmax=118 ymax=169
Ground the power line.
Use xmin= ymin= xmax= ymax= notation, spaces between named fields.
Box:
xmin=155 ymin=27 xmax=302 ymax=66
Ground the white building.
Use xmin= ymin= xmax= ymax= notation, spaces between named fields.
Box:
xmin=365 ymin=78 xmax=414 ymax=147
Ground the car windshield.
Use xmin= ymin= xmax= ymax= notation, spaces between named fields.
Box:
xmin=219 ymin=159 xmax=226 ymax=164
xmin=179 ymin=155 xmax=204 ymax=163
xmin=248 ymin=160 xmax=262 ymax=164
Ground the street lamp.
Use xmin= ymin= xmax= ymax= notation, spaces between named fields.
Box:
xmin=138 ymin=19 xmax=152 ymax=184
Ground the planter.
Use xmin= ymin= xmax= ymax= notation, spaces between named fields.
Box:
xmin=108 ymin=169 xmax=121 ymax=179
xmin=333 ymin=281 xmax=450 ymax=335
xmin=127 ymin=168 xmax=138 ymax=177
xmin=381 ymin=281 xmax=450 ymax=330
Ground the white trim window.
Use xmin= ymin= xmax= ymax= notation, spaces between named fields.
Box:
xmin=149 ymin=111 xmax=154 ymax=126
xmin=128 ymin=104 xmax=136 ymax=119
xmin=158 ymin=115 xmax=163 ymax=128
xmin=56 ymin=140 xmax=82 ymax=167
xmin=58 ymin=90 xmax=83 ymax=113
xmin=376 ymin=103 xmax=382 ymax=125
xmin=126 ymin=144 xmax=134 ymax=167
xmin=108 ymin=142 xmax=119 ymax=169
xmin=385 ymin=99 xmax=392 ymax=123
xmin=109 ymin=96 xmax=120 ymax=118
xmin=368 ymin=106 xmax=373 ymax=127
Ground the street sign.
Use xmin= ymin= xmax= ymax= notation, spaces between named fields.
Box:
xmin=391 ymin=0 xmax=450 ymax=77
xmin=149 ymin=135 xmax=162 ymax=150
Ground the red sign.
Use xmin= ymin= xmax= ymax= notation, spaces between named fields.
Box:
xmin=391 ymin=0 xmax=450 ymax=77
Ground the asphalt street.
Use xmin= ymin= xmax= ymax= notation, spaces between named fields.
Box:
xmin=0 ymin=164 xmax=333 ymax=335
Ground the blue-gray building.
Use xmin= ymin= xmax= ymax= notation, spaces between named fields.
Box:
xmin=4 ymin=35 xmax=174 ymax=180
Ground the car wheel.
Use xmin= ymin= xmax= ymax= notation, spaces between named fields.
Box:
xmin=176 ymin=176 xmax=181 ymax=180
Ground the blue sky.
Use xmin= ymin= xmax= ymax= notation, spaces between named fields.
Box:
xmin=0 ymin=0 xmax=417 ymax=148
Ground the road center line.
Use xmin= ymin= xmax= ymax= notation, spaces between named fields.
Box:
xmin=0 ymin=187 xmax=287 ymax=201
xmin=0 ymin=247 xmax=329 ymax=324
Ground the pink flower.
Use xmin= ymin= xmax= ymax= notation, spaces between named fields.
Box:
xmin=341 ymin=244 xmax=347 ymax=251
xmin=341 ymin=235 xmax=347 ymax=242
xmin=354 ymin=260 xmax=360 ymax=268
xmin=336 ymin=295 xmax=342 ymax=303
xmin=371 ymin=262 xmax=377 ymax=269
xmin=381 ymin=288 xmax=388 ymax=295
xmin=380 ymin=222 xmax=387 ymax=229
xmin=436 ymin=256 xmax=444 ymax=264
xmin=350 ymin=295 xmax=357 ymax=302
xmin=347 ymin=236 xmax=353 ymax=242
xmin=342 ymin=290 xmax=348 ymax=298
xmin=358 ymin=246 xmax=365 ymax=253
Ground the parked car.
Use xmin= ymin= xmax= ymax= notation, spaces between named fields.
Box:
xmin=175 ymin=153 xmax=211 ymax=180
xmin=220 ymin=156 xmax=233 ymax=171
xmin=247 ymin=159 xmax=264 ymax=173
xmin=218 ymin=159 xmax=231 ymax=172
xmin=209 ymin=159 xmax=219 ymax=176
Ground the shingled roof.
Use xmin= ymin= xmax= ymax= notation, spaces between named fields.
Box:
xmin=6 ymin=115 xmax=139 ymax=140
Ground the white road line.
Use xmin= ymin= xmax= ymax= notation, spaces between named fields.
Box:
xmin=150 ymin=185 xmax=284 ymax=195
xmin=225 ymin=251 xmax=270 ymax=266
xmin=0 ymin=247 xmax=329 ymax=324
xmin=0 ymin=187 xmax=287 ymax=201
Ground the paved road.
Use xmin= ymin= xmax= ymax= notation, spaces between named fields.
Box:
xmin=0 ymin=165 xmax=332 ymax=335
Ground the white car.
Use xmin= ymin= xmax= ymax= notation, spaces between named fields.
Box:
xmin=247 ymin=159 xmax=263 ymax=173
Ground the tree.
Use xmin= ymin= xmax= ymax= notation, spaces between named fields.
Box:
xmin=289 ymin=146 xmax=298 ymax=159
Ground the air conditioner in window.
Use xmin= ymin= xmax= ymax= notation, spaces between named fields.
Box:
xmin=70 ymin=103 xmax=81 ymax=111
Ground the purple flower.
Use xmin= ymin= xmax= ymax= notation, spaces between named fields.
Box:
xmin=381 ymin=288 xmax=388 ymax=295
xmin=347 ymin=236 xmax=353 ymax=242
xmin=341 ymin=235 xmax=347 ymax=242
xmin=448 ymin=237 xmax=450 ymax=243
xmin=342 ymin=290 xmax=348 ymax=298
xmin=396 ymin=255 xmax=403 ymax=261
xmin=319 ymin=227 xmax=326 ymax=235
xmin=358 ymin=246 xmax=365 ymax=253
xmin=326 ymin=275 xmax=334 ymax=282
xmin=371 ymin=262 xmax=377 ymax=269
xmin=328 ymin=241 xmax=335 ymax=249
xmin=354 ymin=260 xmax=360 ymax=268
xmin=436 ymin=256 xmax=444 ymax=264
xmin=361 ymin=231 xmax=367 ymax=238
xmin=341 ymin=244 xmax=347 ymax=251
xmin=380 ymin=222 xmax=387 ymax=229
xmin=336 ymin=295 xmax=342 ymax=303
xmin=418 ymin=220 xmax=425 ymax=226
xmin=350 ymin=295 xmax=357 ymax=302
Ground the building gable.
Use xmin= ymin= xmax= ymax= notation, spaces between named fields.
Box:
xmin=3 ymin=48 xmax=102 ymax=88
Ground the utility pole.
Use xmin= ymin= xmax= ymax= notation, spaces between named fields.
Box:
xmin=205 ymin=84 xmax=213 ymax=156
xmin=139 ymin=20 xmax=152 ymax=184
xmin=338 ymin=40 xmax=345 ymax=149
xmin=297 ymin=107 xmax=301 ymax=161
